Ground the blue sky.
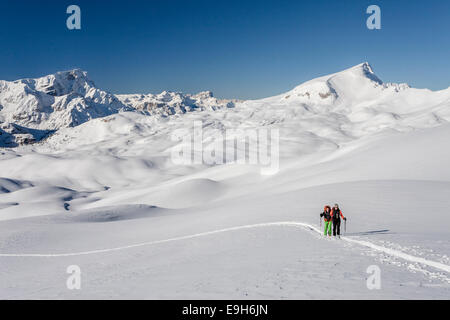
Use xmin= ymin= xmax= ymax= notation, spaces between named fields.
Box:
xmin=0 ymin=0 xmax=448 ymax=99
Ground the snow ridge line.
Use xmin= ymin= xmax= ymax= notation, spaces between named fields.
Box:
xmin=1 ymin=221 xmax=449 ymax=274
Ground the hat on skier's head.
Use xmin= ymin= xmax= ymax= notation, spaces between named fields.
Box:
xmin=334 ymin=203 xmax=339 ymax=208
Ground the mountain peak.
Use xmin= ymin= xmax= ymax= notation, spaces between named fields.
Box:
xmin=193 ymin=91 xmax=214 ymax=99
xmin=12 ymin=69 xmax=91 ymax=87
xmin=54 ymin=69 xmax=89 ymax=81
xmin=354 ymin=61 xmax=372 ymax=71
xmin=342 ymin=62 xmax=382 ymax=84
xmin=275 ymin=62 xmax=387 ymax=106
xmin=32 ymin=68 xmax=95 ymax=97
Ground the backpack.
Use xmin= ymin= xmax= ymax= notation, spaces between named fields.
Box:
xmin=322 ymin=206 xmax=331 ymax=220
xmin=332 ymin=208 xmax=341 ymax=220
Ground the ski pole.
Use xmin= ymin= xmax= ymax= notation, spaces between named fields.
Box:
xmin=344 ymin=219 xmax=346 ymax=235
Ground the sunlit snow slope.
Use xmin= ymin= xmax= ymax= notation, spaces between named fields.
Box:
xmin=0 ymin=63 xmax=449 ymax=299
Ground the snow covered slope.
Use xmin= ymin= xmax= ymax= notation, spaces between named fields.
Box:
xmin=0 ymin=63 xmax=449 ymax=299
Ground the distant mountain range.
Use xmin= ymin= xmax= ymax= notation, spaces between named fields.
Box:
xmin=0 ymin=62 xmax=448 ymax=147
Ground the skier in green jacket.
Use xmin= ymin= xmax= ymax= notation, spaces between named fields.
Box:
xmin=320 ymin=205 xmax=332 ymax=236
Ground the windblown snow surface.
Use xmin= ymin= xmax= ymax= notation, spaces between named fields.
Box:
xmin=0 ymin=63 xmax=449 ymax=299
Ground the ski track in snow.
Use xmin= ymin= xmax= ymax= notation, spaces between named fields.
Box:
xmin=1 ymin=221 xmax=449 ymax=279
